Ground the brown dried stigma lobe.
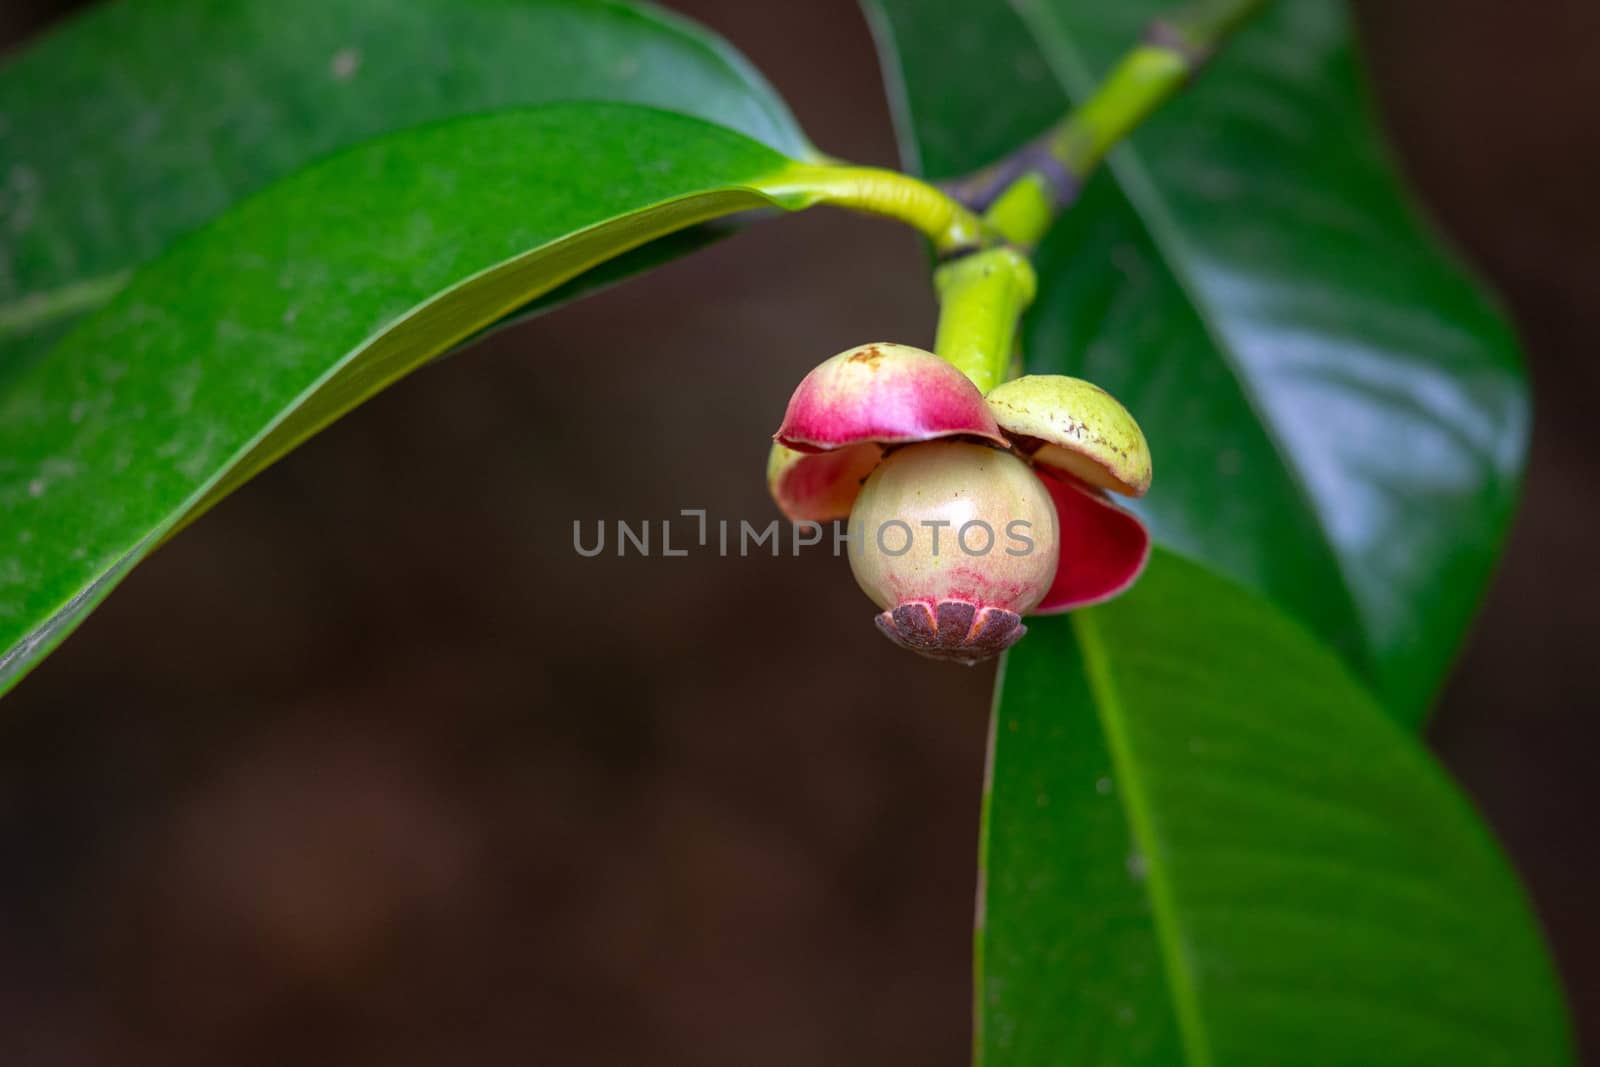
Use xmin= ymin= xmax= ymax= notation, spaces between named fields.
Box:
xmin=873 ymin=600 xmax=1026 ymax=666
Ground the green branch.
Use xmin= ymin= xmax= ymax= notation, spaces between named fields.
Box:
xmin=933 ymin=247 xmax=1036 ymax=393
xmin=762 ymin=161 xmax=997 ymax=255
xmin=924 ymin=0 xmax=1269 ymax=391
xmin=781 ymin=0 xmax=1269 ymax=394
xmin=946 ymin=0 xmax=1270 ymax=248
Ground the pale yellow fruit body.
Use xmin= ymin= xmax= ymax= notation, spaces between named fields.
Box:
xmin=847 ymin=441 xmax=1059 ymax=617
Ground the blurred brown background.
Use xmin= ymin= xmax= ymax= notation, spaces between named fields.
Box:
xmin=1 ymin=0 xmax=1596 ymax=1064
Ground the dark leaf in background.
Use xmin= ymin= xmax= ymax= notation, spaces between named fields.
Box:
xmin=0 ymin=0 xmax=813 ymax=368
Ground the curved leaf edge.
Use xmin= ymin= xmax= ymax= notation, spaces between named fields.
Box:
xmin=0 ymin=103 xmax=829 ymax=697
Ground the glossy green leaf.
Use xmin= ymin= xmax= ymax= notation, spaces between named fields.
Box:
xmin=0 ymin=0 xmax=813 ymax=367
xmin=862 ymin=0 xmax=1064 ymax=181
xmin=0 ymin=102 xmax=818 ymax=694
xmin=982 ymin=550 xmax=1570 ymax=1065
xmin=867 ymin=0 xmax=1525 ymax=723
xmin=866 ymin=1 xmax=1562 ymax=1061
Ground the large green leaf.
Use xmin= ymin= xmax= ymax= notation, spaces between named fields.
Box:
xmin=0 ymin=102 xmax=823 ymax=694
xmin=866 ymin=0 xmax=1525 ymax=722
xmin=0 ymin=0 xmax=813 ymax=367
xmin=982 ymin=550 xmax=1570 ymax=1065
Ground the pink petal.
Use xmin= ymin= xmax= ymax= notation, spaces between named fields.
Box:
xmin=1031 ymin=468 xmax=1151 ymax=614
xmin=774 ymin=343 xmax=1005 ymax=453
xmin=768 ymin=441 xmax=882 ymax=522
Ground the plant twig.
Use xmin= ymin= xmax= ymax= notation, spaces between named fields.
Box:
xmin=932 ymin=247 xmax=1036 ymax=393
xmin=763 ymin=162 xmax=1001 ymax=256
xmin=779 ymin=1 xmax=1269 ymax=393
xmin=945 ymin=0 xmax=1270 ymax=248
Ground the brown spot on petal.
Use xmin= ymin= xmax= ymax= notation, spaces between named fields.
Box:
xmin=873 ymin=600 xmax=1025 ymax=665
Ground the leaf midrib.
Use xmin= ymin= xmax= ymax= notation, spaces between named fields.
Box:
xmin=0 ymin=271 xmax=131 ymax=342
xmin=1014 ymin=5 xmax=1375 ymax=684
xmin=1072 ymin=609 xmax=1211 ymax=1067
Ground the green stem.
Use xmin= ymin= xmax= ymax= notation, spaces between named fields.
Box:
xmin=932 ymin=248 xmax=1035 ymax=393
xmin=954 ymin=0 xmax=1270 ymax=247
xmin=778 ymin=0 xmax=1268 ymax=394
xmin=924 ymin=0 xmax=1267 ymax=392
xmin=761 ymin=162 xmax=997 ymax=256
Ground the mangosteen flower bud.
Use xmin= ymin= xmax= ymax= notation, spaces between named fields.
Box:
xmin=767 ymin=342 xmax=1153 ymax=664
xmin=848 ymin=441 xmax=1058 ymax=664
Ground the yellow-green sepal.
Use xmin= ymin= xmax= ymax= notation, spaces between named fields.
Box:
xmin=984 ymin=374 xmax=1152 ymax=496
